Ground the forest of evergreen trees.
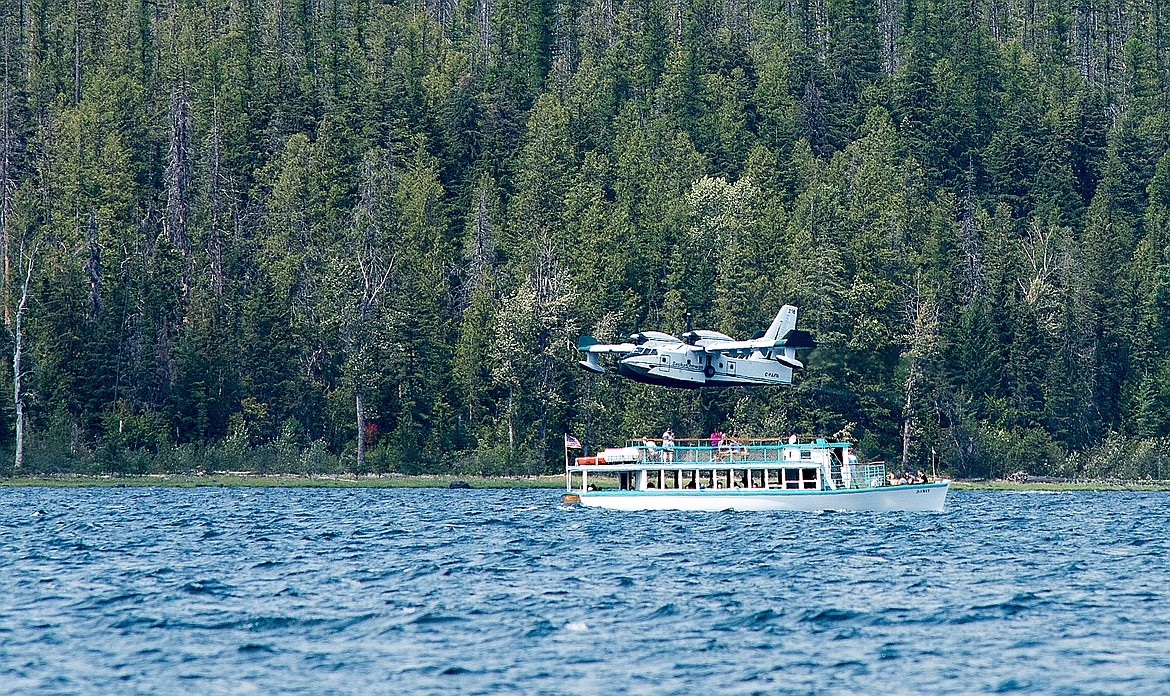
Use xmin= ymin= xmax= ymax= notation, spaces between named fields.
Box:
xmin=1 ymin=0 xmax=1169 ymax=477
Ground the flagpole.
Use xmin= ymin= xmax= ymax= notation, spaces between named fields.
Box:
xmin=564 ymin=434 xmax=570 ymax=489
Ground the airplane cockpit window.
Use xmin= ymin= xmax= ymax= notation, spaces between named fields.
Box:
xmin=629 ymin=348 xmax=656 ymax=356
xmin=623 ymin=347 xmax=659 ymax=359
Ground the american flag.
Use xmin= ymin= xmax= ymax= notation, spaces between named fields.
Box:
xmin=564 ymin=434 xmax=583 ymax=449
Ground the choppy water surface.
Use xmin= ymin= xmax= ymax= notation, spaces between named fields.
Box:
xmin=2 ymin=488 xmax=1169 ymax=695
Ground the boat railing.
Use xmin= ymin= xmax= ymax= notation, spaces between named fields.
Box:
xmin=623 ymin=440 xmax=847 ymax=466
xmin=842 ymin=463 xmax=888 ymax=489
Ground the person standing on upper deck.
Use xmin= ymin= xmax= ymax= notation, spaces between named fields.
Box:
xmin=709 ymin=430 xmax=723 ymax=448
xmin=662 ymin=428 xmax=675 ymax=463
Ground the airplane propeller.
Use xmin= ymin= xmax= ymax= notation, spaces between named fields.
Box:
xmin=680 ymin=310 xmax=699 ymax=344
xmin=626 ymin=313 xmax=647 ymax=344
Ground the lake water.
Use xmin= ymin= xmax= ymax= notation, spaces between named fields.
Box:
xmin=1 ymin=487 xmax=1168 ymax=695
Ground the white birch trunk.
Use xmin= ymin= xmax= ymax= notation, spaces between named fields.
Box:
xmin=356 ymin=387 xmax=365 ymax=468
xmin=901 ymin=360 xmax=915 ymax=470
xmin=13 ymin=244 xmax=35 ymax=470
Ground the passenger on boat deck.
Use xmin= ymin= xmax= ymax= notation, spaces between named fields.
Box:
xmin=719 ymin=439 xmax=744 ymax=460
xmin=710 ymin=430 xmax=724 ymax=448
xmin=662 ymin=428 xmax=676 ymax=463
xmin=914 ymin=470 xmax=927 ymax=484
xmin=642 ymin=437 xmax=661 ymax=462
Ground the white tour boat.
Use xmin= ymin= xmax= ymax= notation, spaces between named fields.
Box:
xmin=562 ymin=437 xmax=948 ymax=512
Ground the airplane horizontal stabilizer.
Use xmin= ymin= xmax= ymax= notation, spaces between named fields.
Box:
xmin=577 ymin=336 xmax=637 ymax=354
xmin=777 ymin=329 xmax=815 ymax=349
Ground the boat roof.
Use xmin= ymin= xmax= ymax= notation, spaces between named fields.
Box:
xmin=626 ymin=437 xmax=852 ymax=448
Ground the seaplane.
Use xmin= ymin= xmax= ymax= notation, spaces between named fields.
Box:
xmin=576 ymin=305 xmax=815 ymax=388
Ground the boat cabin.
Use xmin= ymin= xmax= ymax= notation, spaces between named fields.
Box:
xmin=566 ymin=438 xmax=887 ymax=494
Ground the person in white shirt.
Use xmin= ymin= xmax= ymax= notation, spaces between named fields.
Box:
xmin=661 ymin=428 xmax=675 ymax=463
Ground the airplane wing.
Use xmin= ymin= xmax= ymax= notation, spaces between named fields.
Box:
xmin=701 ymin=338 xmax=781 ymax=353
xmin=576 ymin=336 xmax=636 ymax=354
xmin=700 ymin=329 xmax=816 ymax=354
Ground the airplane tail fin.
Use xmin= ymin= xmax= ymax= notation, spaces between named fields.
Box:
xmin=763 ymin=305 xmax=798 ymax=341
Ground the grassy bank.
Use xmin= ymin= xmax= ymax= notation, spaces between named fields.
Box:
xmin=0 ymin=474 xmax=568 ymax=489
xmin=951 ymin=480 xmax=1170 ymax=491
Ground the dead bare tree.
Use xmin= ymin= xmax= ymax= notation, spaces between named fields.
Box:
xmin=164 ymin=82 xmax=193 ymax=296
xmin=901 ymin=274 xmax=940 ymax=471
xmin=1 ymin=19 xmax=15 ymax=329
xmin=84 ymin=208 xmax=99 ymax=320
xmin=12 ymin=237 xmax=38 ymax=470
xmin=206 ymin=99 xmax=224 ymax=296
xmin=344 ymin=150 xmax=396 ymax=469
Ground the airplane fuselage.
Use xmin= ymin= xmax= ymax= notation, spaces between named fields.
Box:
xmin=614 ymin=344 xmax=794 ymax=388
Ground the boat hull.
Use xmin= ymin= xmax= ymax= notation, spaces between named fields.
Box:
xmin=575 ymin=482 xmax=948 ymax=512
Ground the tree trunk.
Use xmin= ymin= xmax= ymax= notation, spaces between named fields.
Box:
xmin=1 ymin=22 xmax=12 ymax=329
xmin=165 ymin=83 xmax=192 ymax=299
xmin=356 ymin=387 xmax=365 ymax=469
xmin=13 ymin=310 xmax=23 ymax=469
xmin=901 ymin=359 xmax=915 ymax=471
xmin=13 ymin=245 xmax=34 ymax=470
xmin=208 ymin=100 xmax=224 ymax=296
xmin=84 ymin=208 xmax=100 ymax=320
xmin=73 ymin=10 xmax=80 ymax=105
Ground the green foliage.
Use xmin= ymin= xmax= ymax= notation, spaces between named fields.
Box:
xmin=1 ymin=0 xmax=1169 ymax=479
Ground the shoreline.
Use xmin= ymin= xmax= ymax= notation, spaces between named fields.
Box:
xmin=0 ymin=474 xmax=568 ymax=489
xmin=949 ymin=479 xmax=1170 ymax=491
xmin=1 ymin=474 xmax=1169 ymax=491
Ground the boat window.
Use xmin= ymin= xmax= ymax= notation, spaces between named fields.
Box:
xmin=783 ymin=467 xmax=819 ymax=490
xmin=800 ymin=450 xmax=812 ymax=459
xmin=802 ymin=468 xmax=818 ymax=488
